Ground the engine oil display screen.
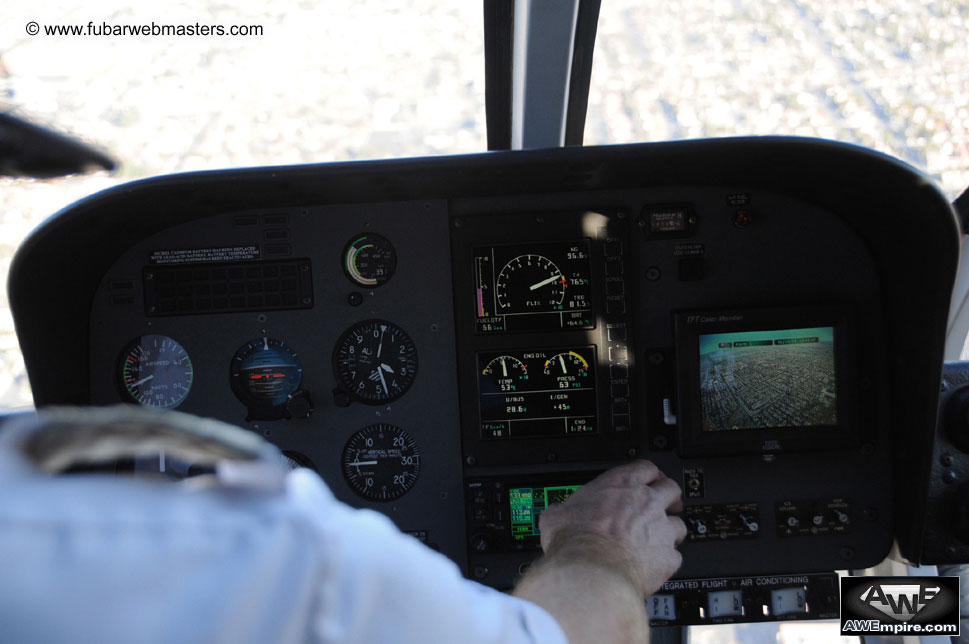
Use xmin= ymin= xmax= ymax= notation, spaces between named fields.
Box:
xmin=509 ymin=484 xmax=582 ymax=542
xmin=473 ymin=240 xmax=593 ymax=333
xmin=478 ymin=347 xmax=597 ymax=439
xmin=699 ymin=327 xmax=836 ymax=431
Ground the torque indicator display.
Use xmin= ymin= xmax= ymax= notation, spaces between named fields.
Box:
xmin=474 ymin=240 xmax=593 ymax=333
xmin=120 ymin=334 xmax=193 ymax=408
xmin=478 ymin=346 xmax=597 ymax=439
xmin=343 ymin=233 xmax=397 ymax=288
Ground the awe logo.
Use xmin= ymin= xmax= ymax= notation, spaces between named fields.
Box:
xmin=858 ymin=584 xmax=941 ymax=622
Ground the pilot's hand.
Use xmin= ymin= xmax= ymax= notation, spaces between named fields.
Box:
xmin=537 ymin=460 xmax=687 ymax=596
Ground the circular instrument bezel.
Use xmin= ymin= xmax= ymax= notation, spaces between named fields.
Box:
xmin=229 ymin=336 xmax=303 ymax=409
xmin=341 ymin=423 xmax=421 ymax=501
xmin=333 ymin=319 xmax=418 ymax=404
xmin=119 ymin=334 xmax=194 ymax=409
xmin=342 ymin=232 xmax=398 ymax=288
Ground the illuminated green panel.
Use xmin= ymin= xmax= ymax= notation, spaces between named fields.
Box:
xmin=510 ymin=488 xmax=534 ymax=540
xmin=543 ymin=485 xmax=581 ymax=506
xmin=509 ymin=485 xmax=583 ymax=541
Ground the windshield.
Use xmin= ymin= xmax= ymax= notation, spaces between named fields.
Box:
xmin=0 ymin=1 xmax=965 ymax=414
xmin=587 ymin=0 xmax=968 ymax=198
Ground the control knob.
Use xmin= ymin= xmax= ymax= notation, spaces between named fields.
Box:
xmin=739 ymin=514 xmax=759 ymax=533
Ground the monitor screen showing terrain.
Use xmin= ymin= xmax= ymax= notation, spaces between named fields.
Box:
xmin=698 ymin=327 xmax=837 ymax=431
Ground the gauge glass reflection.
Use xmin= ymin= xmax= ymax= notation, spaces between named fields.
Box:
xmin=120 ymin=334 xmax=193 ymax=408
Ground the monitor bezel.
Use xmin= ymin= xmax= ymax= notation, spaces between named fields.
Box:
xmin=674 ymin=306 xmax=859 ymax=457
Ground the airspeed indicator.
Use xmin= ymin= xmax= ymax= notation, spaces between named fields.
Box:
xmin=120 ymin=334 xmax=193 ymax=409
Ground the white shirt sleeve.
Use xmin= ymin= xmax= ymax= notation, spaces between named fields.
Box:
xmin=0 ymin=442 xmax=567 ymax=644
xmin=286 ymin=470 xmax=567 ymax=644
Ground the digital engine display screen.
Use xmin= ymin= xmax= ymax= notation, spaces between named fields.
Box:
xmin=510 ymin=484 xmax=582 ymax=541
xmin=478 ymin=347 xmax=597 ymax=439
xmin=699 ymin=327 xmax=837 ymax=431
xmin=473 ymin=240 xmax=593 ymax=333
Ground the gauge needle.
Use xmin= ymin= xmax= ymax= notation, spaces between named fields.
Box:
xmin=501 ymin=357 xmax=508 ymax=377
xmin=352 ymin=461 xmax=379 ymax=467
xmin=380 ymin=363 xmax=395 ymax=374
xmin=559 ymin=355 xmax=567 ymax=373
xmin=529 ymin=274 xmax=562 ymax=291
xmin=377 ymin=368 xmax=389 ymax=393
xmin=377 ymin=325 xmax=386 ymax=358
xmin=131 ymin=374 xmax=154 ymax=387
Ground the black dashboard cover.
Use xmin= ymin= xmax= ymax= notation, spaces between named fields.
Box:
xmin=7 ymin=137 xmax=960 ymax=566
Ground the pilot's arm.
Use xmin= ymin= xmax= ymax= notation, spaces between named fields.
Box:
xmin=0 ymin=408 xmax=683 ymax=644
xmin=515 ymin=461 xmax=687 ymax=644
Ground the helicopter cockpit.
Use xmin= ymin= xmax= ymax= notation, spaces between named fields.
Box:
xmin=2 ymin=1 xmax=969 ymax=642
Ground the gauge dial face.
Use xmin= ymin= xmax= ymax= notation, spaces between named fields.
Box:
xmin=120 ymin=334 xmax=193 ymax=408
xmin=333 ymin=320 xmax=418 ymax=403
xmin=481 ymin=355 xmax=529 ymax=392
xmin=542 ymin=351 xmax=591 ymax=388
xmin=342 ymin=424 xmax=420 ymax=501
xmin=495 ymin=254 xmax=567 ymax=312
xmin=343 ymin=233 xmax=397 ymax=288
xmin=230 ymin=337 xmax=302 ymax=408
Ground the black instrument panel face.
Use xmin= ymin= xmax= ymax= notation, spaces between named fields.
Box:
xmin=88 ymin=186 xmax=894 ymax=594
xmin=477 ymin=346 xmax=598 ymax=439
xmin=451 ymin=210 xmax=637 ymax=467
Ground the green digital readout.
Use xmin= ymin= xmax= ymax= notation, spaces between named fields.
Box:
xmin=509 ymin=485 xmax=582 ymax=541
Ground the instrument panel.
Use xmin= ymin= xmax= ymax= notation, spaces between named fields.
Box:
xmin=9 ymin=140 xmax=959 ymax=625
xmin=88 ymin=187 xmax=891 ymax=586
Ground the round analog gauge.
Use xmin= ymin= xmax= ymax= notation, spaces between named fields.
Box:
xmin=481 ymin=355 xmax=529 ymax=393
xmin=343 ymin=233 xmax=397 ymax=288
xmin=230 ymin=337 xmax=302 ymax=409
xmin=342 ymin=424 xmax=420 ymax=501
xmin=542 ymin=351 xmax=591 ymax=388
xmin=495 ymin=254 xmax=567 ymax=312
xmin=333 ymin=320 xmax=418 ymax=403
xmin=120 ymin=334 xmax=194 ymax=409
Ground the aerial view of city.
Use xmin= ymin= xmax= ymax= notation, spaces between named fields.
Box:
xmin=699 ymin=327 xmax=837 ymax=431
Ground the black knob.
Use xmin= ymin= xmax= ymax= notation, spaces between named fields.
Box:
xmin=945 ymin=385 xmax=969 ymax=452
xmin=332 ymin=388 xmax=351 ymax=408
xmin=470 ymin=534 xmax=491 ymax=553
xmin=285 ymin=392 xmax=313 ymax=419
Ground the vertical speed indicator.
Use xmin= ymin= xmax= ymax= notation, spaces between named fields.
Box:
xmin=342 ymin=424 xmax=421 ymax=501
